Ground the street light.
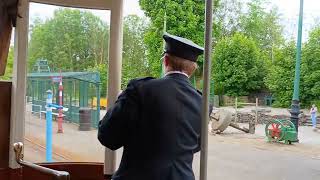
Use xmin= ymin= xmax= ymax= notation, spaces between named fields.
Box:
xmin=290 ymin=0 xmax=304 ymax=134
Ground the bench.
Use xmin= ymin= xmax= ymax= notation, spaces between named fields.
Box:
xmin=264 ymin=96 xmax=275 ymax=106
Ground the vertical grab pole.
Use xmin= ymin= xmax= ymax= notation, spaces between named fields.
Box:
xmin=200 ymin=0 xmax=213 ymax=180
xmin=46 ymin=90 xmax=53 ymax=162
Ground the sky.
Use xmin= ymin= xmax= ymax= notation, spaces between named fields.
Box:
xmin=272 ymin=0 xmax=320 ymax=40
xmin=25 ymin=0 xmax=320 ymax=41
xmin=29 ymin=0 xmax=144 ymax=23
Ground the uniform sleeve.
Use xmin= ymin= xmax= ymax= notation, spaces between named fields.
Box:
xmin=98 ymin=80 xmax=139 ymax=150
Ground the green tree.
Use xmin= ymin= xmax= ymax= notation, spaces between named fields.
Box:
xmin=240 ymin=0 xmax=284 ymax=61
xmin=29 ymin=10 xmax=151 ymax=95
xmin=264 ymin=41 xmax=296 ymax=107
xmin=301 ymin=27 xmax=320 ymax=106
xmin=87 ymin=64 xmax=108 ymax=97
xmin=214 ymin=0 xmax=242 ymax=40
xmin=0 ymin=47 xmax=14 ymax=80
xmin=88 ymin=15 xmax=151 ymax=93
xmin=212 ymin=33 xmax=265 ymax=96
xmin=121 ymin=15 xmax=150 ymax=88
xmin=139 ymin=0 xmax=221 ymax=78
xmin=28 ymin=9 xmax=109 ymax=72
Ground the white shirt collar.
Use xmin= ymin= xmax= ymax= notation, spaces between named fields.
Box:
xmin=164 ymin=71 xmax=189 ymax=78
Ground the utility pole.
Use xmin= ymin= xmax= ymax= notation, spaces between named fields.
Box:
xmin=290 ymin=0 xmax=304 ymax=134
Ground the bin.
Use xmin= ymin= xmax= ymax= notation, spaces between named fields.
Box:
xmin=79 ymin=107 xmax=92 ymax=131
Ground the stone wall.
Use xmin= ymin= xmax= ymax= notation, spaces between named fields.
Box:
xmin=232 ymin=112 xmax=319 ymax=126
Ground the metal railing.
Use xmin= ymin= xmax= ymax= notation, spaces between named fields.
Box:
xmin=235 ymin=97 xmax=259 ymax=124
xmin=13 ymin=142 xmax=70 ymax=180
xmin=30 ymin=104 xmax=42 ymax=120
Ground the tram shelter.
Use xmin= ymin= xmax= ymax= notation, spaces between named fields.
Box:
xmin=27 ymin=71 xmax=101 ymax=128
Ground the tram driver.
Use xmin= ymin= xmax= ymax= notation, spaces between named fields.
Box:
xmin=98 ymin=32 xmax=204 ymax=180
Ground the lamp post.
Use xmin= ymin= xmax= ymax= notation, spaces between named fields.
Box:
xmin=290 ymin=0 xmax=304 ymax=134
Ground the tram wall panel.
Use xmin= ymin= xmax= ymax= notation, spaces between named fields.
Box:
xmin=0 ymin=81 xmax=11 ymax=169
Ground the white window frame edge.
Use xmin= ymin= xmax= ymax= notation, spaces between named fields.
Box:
xmin=9 ymin=0 xmax=29 ymax=168
xmin=9 ymin=0 xmax=123 ymax=171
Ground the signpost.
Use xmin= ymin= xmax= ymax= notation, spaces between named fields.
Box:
xmin=51 ymin=76 xmax=61 ymax=83
xmin=45 ymin=90 xmax=68 ymax=162
xmin=45 ymin=90 xmax=53 ymax=162
xmin=50 ymin=75 xmax=64 ymax=133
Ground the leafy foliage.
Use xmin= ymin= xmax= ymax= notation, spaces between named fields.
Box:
xmin=265 ymin=42 xmax=296 ymax=107
xmin=265 ymin=26 xmax=320 ymax=107
xmin=214 ymin=0 xmax=242 ymax=40
xmin=240 ymin=0 xmax=284 ymax=61
xmin=28 ymin=9 xmax=109 ymax=72
xmin=139 ymin=0 xmax=219 ymax=78
xmin=121 ymin=15 xmax=150 ymax=88
xmin=212 ymin=33 xmax=265 ymax=96
xmin=28 ymin=9 xmax=150 ymax=95
xmin=0 ymin=47 xmax=13 ymax=80
xmin=301 ymin=27 xmax=320 ymax=106
xmin=3 ymin=1 xmax=319 ymax=107
xmin=87 ymin=64 xmax=108 ymax=97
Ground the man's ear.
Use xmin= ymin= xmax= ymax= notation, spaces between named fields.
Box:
xmin=163 ymin=55 xmax=169 ymax=67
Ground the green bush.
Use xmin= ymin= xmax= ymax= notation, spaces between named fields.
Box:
xmin=265 ymin=41 xmax=295 ymax=108
xmin=212 ymin=33 xmax=266 ymax=97
xmin=310 ymin=100 xmax=320 ymax=109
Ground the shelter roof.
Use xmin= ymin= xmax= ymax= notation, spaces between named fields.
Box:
xmin=28 ymin=72 xmax=101 ymax=84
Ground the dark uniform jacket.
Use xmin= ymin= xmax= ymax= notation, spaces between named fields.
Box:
xmin=98 ymin=73 xmax=202 ymax=180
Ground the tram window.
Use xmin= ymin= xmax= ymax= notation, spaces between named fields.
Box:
xmin=24 ymin=2 xmax=110 ymax=163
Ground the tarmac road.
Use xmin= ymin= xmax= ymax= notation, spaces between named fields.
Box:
xmin=24 ymin=109 xmax=320 ymax=180
xmin=25 ymin=134 xmax=320 ymax=180
xmin=192 ymin=137 xmax=320 ymax=180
